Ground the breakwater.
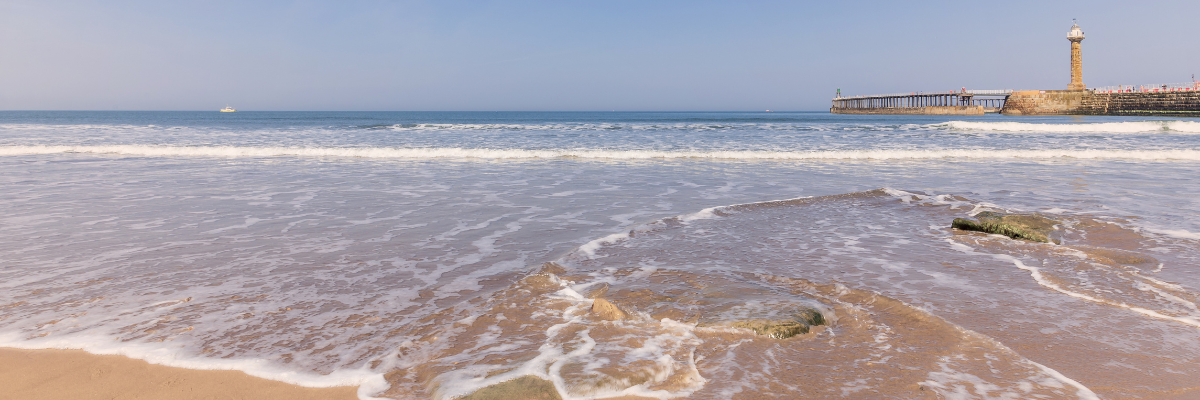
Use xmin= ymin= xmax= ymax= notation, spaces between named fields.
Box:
xmin=832 ymin=90 xmax=1200 ymax=117
xmin=1004 ymin=90 xmax=1200 ymax=116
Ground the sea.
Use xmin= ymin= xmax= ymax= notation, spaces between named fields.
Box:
xmin=1 ymin=111 xmax=1198 ymax=399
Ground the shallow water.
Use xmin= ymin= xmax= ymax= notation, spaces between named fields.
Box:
xmin=1 ymin=112 xmax=1198 ymax=399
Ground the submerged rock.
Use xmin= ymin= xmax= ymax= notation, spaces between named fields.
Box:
xmin=458 ymin=376 xmax=561 ymax=400
xmin=726 ymin=308 xmax=826 ymax=339
xmin=952 ymin=211 xmax=1060 ymax=244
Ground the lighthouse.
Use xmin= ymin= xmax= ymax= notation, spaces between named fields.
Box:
xmin=1067 ymin=20 xmax=1085 ymax=91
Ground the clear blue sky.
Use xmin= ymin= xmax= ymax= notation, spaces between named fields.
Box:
xmin=2 ymin=0 xmax=1197 ymax=111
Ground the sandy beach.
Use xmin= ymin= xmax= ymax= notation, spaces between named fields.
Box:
xmin=0 ymin=347 xmax=358 ymax=400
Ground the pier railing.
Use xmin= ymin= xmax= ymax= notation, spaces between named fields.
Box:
xmin=965 ymin=89 xmax=1013 ymax=96
xmin=832 ymin=90 xmax=1012 ymax=110
xmin=1092 ymin=82 xmax=1200 ymax=93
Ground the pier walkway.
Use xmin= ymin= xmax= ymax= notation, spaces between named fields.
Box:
xmin=831 ymin=90 xmax=1012 ymax=115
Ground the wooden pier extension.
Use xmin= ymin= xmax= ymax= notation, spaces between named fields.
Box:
xmin=831 ymin=90 xmax=1011 ymax=115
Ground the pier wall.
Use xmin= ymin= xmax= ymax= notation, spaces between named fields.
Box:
xmin=999 ymin=90 xmax=1085 ymax=115
xmin=1002 ymin=90 xmax=1200 ymax=116
xmin=831 ymin=106 xmax=984 ymax=115
xmin=1075 ymin=91 xmax=1200 ymax=116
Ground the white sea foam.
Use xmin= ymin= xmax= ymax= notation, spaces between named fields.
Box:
xmin=321 ymin=122 xmax=938 ymax=133
xmin=1027 ymin=361 xmax=1101 ymax=400
xmin=431 ymin=282 xmax=706 ymax=400
xmin=0 ymin=122 xmax=881 ymax=135
xmin=1142 ymin=227 xmax=1200 ymax=240
xmin=0 ymin=123 xmax=194 ymax=132
xmin=6 ymin=120 xmax=1200 ymax=139
xmin=678 ymin=206 xmax=722 ymax=222
xmin=578 ymin=232 xmax=630 ymax=257
xmin=4 ymin=145 xmax=1200 ymax=161
xmin=944 ymin=120 xmax=1200 ymax=134
xmin=384 ymin=122 xmax=781 ymax=132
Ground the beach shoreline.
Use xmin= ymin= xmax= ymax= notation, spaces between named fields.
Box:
xmin=0 ymin=347 xmax=359 ymax=400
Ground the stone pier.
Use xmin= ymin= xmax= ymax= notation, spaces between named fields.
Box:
xmin=829 ymin=21 xmax=1200 ymax=117
xmin=1003 ymin=90 xmax=1200 ymax=116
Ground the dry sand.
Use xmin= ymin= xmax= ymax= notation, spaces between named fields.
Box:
xmin=0 ymin=347 xmax=359 ymax=400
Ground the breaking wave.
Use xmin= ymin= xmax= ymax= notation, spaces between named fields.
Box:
xmin=3 ymin=145 xmax=1200 ymax=161
xmin=0 ymin=122 xmax=921 ymax=134
xmin=5 ymin=120 xmax=1200 ymax=138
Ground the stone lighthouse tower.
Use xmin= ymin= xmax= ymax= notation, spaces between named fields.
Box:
xmin=1067 ymin=20 xmax=1086 ymax=91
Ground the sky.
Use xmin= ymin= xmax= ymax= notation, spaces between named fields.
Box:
xmin=2 ymin=0 xmax=1198 ymax=111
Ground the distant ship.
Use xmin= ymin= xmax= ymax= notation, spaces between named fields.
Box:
xmin=220 ymin=106 xmax=237 ymax=113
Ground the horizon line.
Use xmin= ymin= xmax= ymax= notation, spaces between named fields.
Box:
xmin=0 ymin=109 xmax=825 ymax=112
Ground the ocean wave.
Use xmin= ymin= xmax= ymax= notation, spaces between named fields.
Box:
xmin=943 ymin=120 xmax=1200 ymax=134
xmin=0 ymin=122 xmax=929 ymax=134
xmin=378 ymin=122 xmax=872 ymax=132
xmin=3 ymin=145 xmax=1200 ymax=161
xmin=7 ymin=120 xmax=1200 ymax=135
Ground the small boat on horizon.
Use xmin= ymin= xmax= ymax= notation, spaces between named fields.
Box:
xmin=220 ymin=106 xmax=237 ymax=112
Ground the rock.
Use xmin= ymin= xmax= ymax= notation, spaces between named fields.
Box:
xmin=729 ymin=320 xmax=806 ymax=339
xmin=727 ymin=308 xmax=826 ymax=339
xmin=458 ymin=376 xmax=561 ymax=400
xmin=796 ymin=308 xmax=826 ymax=326
xmin=952 ymin=211 xmax=1060 ymax=244
xmin=591 ymin=298 xmax=626 ymax=321
xmin=540 ymin=262 xmax=567 ymax=275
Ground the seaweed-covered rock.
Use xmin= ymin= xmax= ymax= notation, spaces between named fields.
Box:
xmin=952 ymin=211 xmax=1060 ymax=244
xmin=727 ymin=308 xmax=826 ymax=339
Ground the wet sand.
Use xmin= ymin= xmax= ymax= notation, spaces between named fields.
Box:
xmin=0 ymin=347 xmax=358 ymax=400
